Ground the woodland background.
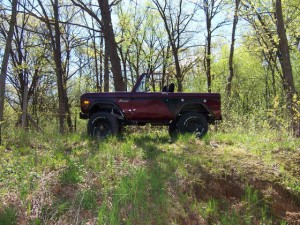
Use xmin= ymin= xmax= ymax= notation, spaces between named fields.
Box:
xmin=0 ymin=1 xmax=300 ymax=224
xmin=0 ymin=0 xmax=299 ymax=137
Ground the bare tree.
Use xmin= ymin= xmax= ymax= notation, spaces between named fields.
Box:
xmin=0 ymin=0 xmax=18 ymax=144
xmin=199 ymin=0 xmax=228 ymax=93
xmin=72 ymin=0 xmax=126 ymax=91
xmin=5 ymin=3 xmax=45 ymax=129
xmin=226 ymin=0 xmax=241 ymax=96
xmin=152 ymin=0 xmax=197 ymax=92
xmin=34 ymin=0 xmax=72 ymax=133
xmin=98 ymin=0 xmax=126 ymax=91
xmin=116 ymin=2 xmax=148 ymax=84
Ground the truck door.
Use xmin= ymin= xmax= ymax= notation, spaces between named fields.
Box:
xmin=131 ymin=92 xmax=172 ymax=121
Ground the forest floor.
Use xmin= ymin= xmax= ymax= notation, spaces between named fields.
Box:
xmin=0 ymin=126 xmax=300 ymax=224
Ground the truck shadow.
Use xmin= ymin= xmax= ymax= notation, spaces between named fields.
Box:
xmin=93 ymin=133 xmax=300 ymax=224
xmin=112 ymin=134 xmax=298 ymax=224
xmin=129 ymin=134 xmax=214 ymax=224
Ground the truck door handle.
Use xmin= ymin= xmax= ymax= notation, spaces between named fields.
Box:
xmin=118 ymin=99 xmax=129 ymax=103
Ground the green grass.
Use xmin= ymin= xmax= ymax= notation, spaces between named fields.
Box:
xmin=0 ymin=125 xmax=299 ymax=224
xmin=0 ymin=206 xmax=17 ymax=225
xmin=59 ymin=161 xmax=83 ymax=185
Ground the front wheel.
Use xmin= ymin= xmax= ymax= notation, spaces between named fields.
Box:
xmin=87 ymin=112 xmax=119 ymax=139
xmin=169 ymin=122 xmax=179 ymax=139
xmin=177 ymin=112 xmax=208 ymax=138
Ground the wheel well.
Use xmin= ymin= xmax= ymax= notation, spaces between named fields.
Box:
xmin=89 ymin=103 xmax=123 ymax=119
xmin=178 ymin=103 xmax=210 ymax=118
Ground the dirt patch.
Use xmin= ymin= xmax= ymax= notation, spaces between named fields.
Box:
xmin=194 ymin=176 xmax=244 ymax=201
xmin=272 ymin=148 xmax=300 ymax=177
xmin=250 ymin=179 xmax=300 ymax=224
xmin=51 ymin=183 xmax=79 ymax=200
xmin=190 ymin=175 xmax=300 ymax=224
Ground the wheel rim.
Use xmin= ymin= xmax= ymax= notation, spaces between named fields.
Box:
xmin=184 ymin=117 xmax=204 ymax=135
xmin=92 ymin=118 xmax=112 ymax=138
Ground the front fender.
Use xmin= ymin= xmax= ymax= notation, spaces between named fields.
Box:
xmin=89 ymin=100 xmax=124 ymax=119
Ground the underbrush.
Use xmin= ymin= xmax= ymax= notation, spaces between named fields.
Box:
xmin=0 ymin=124 xmax=299 ymax=224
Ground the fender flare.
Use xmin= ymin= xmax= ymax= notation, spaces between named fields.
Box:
xmin=177 ymin=102 xmax=214 ymax=118
xmin=89 ymin=100 xmax=124 ymax=119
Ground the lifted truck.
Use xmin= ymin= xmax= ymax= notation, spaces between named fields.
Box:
xmin=80 ymin=73 xmax=222 ymax=139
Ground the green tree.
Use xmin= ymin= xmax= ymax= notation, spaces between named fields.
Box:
xmin=241 ymin=0 xmax=299 ymax=136
xmin=275 ymin=0 xmax=299 ymax=136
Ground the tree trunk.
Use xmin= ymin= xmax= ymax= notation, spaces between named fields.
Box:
xmin=37 ymin=0 xmax=73 ymax=133
xmin=0 ymin=0 xmax=17 ymax=144
xmin=162 ymin=44 xmax=171 ymax=87
xmin=93 ymin=36 xmax=100 ymax=92
xmin=92 ymin=19 xmax=100 ymax=92
xmin=21 ymin=76 xmax=29 ymax=128
xmin=104 ymin=41 xmax=109 ymax=92
xmin=204 ymin=0 xmax=212 ymax=93
xmin=100 ymin=35 xmax=104 ymax=92
xmin=206 ymin=35 xmax=212 ymax=93
xmin=226 ymin=0 xmax=240 ymax=96
xmin=173 ymin=48 xmax=182 ymax=92
xmin=53 ymin=0 xmax=68 ymax=134
xmin=275 ymin=0 xmax=299 ymax=137
xmin=119 ymin=46 xmax=128 ymax=92
xmin=27 ymin=113 xmax=43 ymax=133
xmin=98 ymin=0 xmax=126 ymax=91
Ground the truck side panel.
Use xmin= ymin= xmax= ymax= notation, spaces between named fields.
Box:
xmin=131 ymin=93 xmax=173 ymax=121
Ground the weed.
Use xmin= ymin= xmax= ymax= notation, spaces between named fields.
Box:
xmin=197 ymin=198 xmax=219 ymax=223
xmin=202 ymin=133 xmax=211 ymax=145
xmin=99 ymin=169 xmax=149 ymax=224
xmin=220 ymin=210 xmax=241 ymax=225
xmin=41 ymin=199 xmax=71 ymax=222
xmin=0 ymin=206 xmax=17 ymax=225
xmin=30 ymin=218 xmax=42 ymax=225
xmin=177 ymin=133 xmax=195 ymax=143
xmin=98 ymin=167 xmax=169 ymax=225
xmin=17 ymin=146 xmax=32 ymax=156
xmin=76 ymin=189 xmax=98 ymax=211
xmin=59 ymin=161 xmax=83 ymax=185
xmin=243 ymin=185 xmax=273 ymax=225
xmin=120 ymin=139 xmax=137 ymax=159
xmin=244 ymin=185 xmax=259 ymax=207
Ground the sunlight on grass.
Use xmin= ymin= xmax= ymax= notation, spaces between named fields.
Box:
xmin=0 ymin=126 xmax=298 ymax=224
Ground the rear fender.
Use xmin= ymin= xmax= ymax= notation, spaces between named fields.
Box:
xmin=177 ymin=102 xmax=214 ymax=120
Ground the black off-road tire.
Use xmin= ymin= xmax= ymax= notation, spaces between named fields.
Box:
xmin=177 ymin=112 xmax=208 ymax=138
xmin=87 ymin=112 xmax=119 ymax=139
xmin=169 ymin=121 xmax=179 ymax=139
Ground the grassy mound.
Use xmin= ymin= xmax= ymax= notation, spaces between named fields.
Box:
xmin=0 ymin=127 xmax=299 ymax=224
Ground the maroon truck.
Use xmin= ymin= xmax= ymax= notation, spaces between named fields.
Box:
xmin=80 ymin=73 xmax=222 ymax=139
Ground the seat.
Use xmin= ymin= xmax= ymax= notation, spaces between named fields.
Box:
xmin=162 ymin=85 xmax=167 ymax=92
xmin=168 ymin=83 xmax=175 ymax=92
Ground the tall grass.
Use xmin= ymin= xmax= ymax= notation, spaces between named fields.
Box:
xmin=0 ymin=121 xmax=298 ymax=224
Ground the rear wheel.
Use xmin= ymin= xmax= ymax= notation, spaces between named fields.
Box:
xmin=177 ymin=112 xmax=208 ymax=138
xmin=87 ymin=112 xmax=119 ymax=139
